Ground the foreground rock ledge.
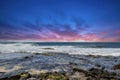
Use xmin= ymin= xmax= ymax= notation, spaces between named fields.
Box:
xmin=0 ymin=68 xmax=120 ymax=80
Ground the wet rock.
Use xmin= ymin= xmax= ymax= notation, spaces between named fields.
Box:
xmin=87 ymin=68 xmax=120 ymax=80
xmin=34 ymin=52 xmax=68 ymax=56
xmin=86 ymin=55 xmax=101 ymax=58
xmin=34 ymin=52 xmax=54 ymax=56
xmin=38 ymin=72 xmax=68 ymax=80
xmin=0 ymin=53 xmax=120 ymax=80
xmin=19 ymin=72 xmax=31 ymax=80
xmin=73 ymin=68 xmax=87 ymax=74
xmin=1 ymin=75 xmax=20 ymax=80
xmin=27 ymin=78 xmax=38 ymax=80
xmin=87 ymin=68 xmax=109 ymax=79
xmin=0 ymin=72 xmax=5 ymax=77
xmin=69 ymin=72 xmax=88 ymax=80
xmin=113 ymin=64 xmax=120 ymax=70
xmin=33 ymin=53 xmax=51 ymax=57
xmin=42 ymin=48 xmax=55 ymax=50
xmin=24 ymin=56 xmax=33 ymax=59
xmin=69 ymin=62 xmax=77 ymax=66
xmin=0 ymin=72 xmax=31 ymax=80
xmin=95 ymin=64 xmax=101 ymax=67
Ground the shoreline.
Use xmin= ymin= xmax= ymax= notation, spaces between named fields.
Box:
xmin=0 ymin=52 xmax=120 ymax=80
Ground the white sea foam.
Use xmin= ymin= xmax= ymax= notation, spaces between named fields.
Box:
xmin=0 ymin=43 xmax=120 ymax=56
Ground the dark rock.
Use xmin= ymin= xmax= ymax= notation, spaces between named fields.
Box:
xmin=27 ymin=78 xmax=38 ymax=80
xmin=69 ymin=62 xmax=77 ymax=66
xmin=34 ymin=52 xmax=69 ymax=56
xmin=24 ymin=56 xmax=33 ymax=59
xmin=41 ymin=48 xmax=55 ymax=50
xmin=87 ymin=68 xmax=109 ymax=78
xmin=34 ymin=52 xmax=53 ymax=56
xmin=95 ymin=64 xmax=101 ymax=67
xmin=69 ymin=72 xmax=88 ymax=80
xmin=1 ymin=75 xmax=20 ymax=80
xmin=73 ymin=68 xmax=87 ymax=74
xmin=0 ymin=72 xmax=5 ymax=77
xmin=87 ymin=68 xmax=120 ymax=80
xmin=86 ymin=55 xmax=101 ymax=58
xmin=0 ymin=72 xmax=31 ymax=80
xmin=113 ymin=64 xmax=120 ymax=70
xmin=38 ymin=72 xmax=68 ymax=80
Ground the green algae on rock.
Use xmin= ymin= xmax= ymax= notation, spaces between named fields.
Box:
xmin=39 ymin=72 xmax=68 ymax=80
xmin=0 ymin=72 xmax=31 ymax=80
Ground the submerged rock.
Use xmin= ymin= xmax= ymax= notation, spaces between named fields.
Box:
xmin=34 ymin=52 xmax=69 ymax=56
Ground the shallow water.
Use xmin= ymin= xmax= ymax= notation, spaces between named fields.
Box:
xmin=0 ymin=53 xmax=32 ymax=59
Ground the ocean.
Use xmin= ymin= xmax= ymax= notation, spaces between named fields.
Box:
xmin=31 ymin=42 xmax=120 ymax=48
xmin=0 ymin=42 xmax=120 ymax=75
xmin=1 ymin=42 xmax=120 ymax=48
xmin=0 ymin=42 xmax=120 ymax=56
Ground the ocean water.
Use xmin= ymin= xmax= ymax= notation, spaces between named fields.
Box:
xmin=0 ymin=42 xmax=120 ymax=56
xmin=31 ymin=42 xmax=120 ymax=48
xmin=1 ymin=42 xmax=120 ymax=48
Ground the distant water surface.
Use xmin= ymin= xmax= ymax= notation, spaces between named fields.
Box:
xmin=0 ymin=42 xmax=120 ymax=48
xmin=26 ymin=42 xmax=120 ymax=48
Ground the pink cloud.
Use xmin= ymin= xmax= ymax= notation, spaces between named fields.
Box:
xmin=0 ymin=23 xmax=120 ymax=42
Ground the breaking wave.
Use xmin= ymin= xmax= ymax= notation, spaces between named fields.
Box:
xmin=0 ymin=42 xmax=120 ymax=56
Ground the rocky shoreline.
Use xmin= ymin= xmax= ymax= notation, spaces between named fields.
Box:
xmin=0 ymin=52 xmax=120 ymax=80
xmin=1 ymin=67 xmax=120 ymax=80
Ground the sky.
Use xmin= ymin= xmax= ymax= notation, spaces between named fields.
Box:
xmin=0 ymin=0 xmax=120 ymax=42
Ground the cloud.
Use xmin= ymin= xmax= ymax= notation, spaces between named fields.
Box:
xmin=0 ymin=16 xmax=120 ymax=42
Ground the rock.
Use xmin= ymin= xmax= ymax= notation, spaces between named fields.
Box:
xmin=69 ymin=62 xmax=77 ymax=66
xmin=87 ymin=68 xmax=108 ymax=79
xmin=86 ymin=55 xmax=101 ymax=58
xmin=27 ymin=78 xmax=38 ymax=80
xmin=34 ymin=52 xmax=68 ymax=56
xmin=3 ymin=75 xmax=20 ymax=80
xmin=87 ymin=68 xmax=120 ymax=80
xmin=34 ymin=52 xmax=53 ymax=56
xmin=113 ymin=64 xmax=120 ymax=70
xmin=95 ymin=64 xmax=101 ymax=67
xmin=69 ymin=72 xmax=88 ymax=80
xmin=19 ymin=72 xmax=31 ymax=80
xmin=73 ymin=68 xmax=87 ymax=74
xmin=41 ymin=48 xmax=55 ymax=50
xmin=38 ymin=72 xmax=68 ymax=80
xmin=24 ymin=56 xmax=33 ymax=59
xmin=0 ymin=72 xmax=31 ymax=80
xmin=0 ymin=72 xmax=5 ymax=77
